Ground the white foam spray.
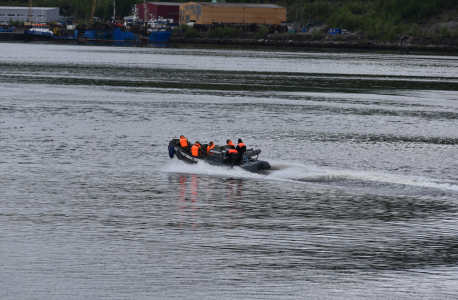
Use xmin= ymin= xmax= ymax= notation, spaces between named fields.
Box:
xmin=161 ymin=159 xmax=458 ymax=192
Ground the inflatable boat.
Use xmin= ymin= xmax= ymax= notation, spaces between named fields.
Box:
xmin=168 ymin=139 xmax=271 ymax=173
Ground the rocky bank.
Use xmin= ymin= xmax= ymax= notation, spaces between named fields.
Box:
xmin=170 ymin=36 xmax=458 ymax=52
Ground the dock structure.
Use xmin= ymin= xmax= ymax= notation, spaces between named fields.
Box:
xmin=400 ymin=35 xmax=409 ymax=54
xmin=179 ymin=2 xmax=286 ymax=25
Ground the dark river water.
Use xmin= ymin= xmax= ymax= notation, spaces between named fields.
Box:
xmin=1 ymin=42 xmax=458 ymax=299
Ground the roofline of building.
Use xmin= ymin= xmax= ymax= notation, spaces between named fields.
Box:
xmin=142 ymin=2 xmax=185 ymax=6
xmin=188 ymin=2 xmax=285 ymax=8
xmin=0 ymin=6 xmax=59 ymax=10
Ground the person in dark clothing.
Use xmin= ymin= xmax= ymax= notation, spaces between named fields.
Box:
xmin=235 ymin=138 xmax=246 ymax=164
xmin=236 ymin=139 xmax=246 ymax=154
xmin=223 ymin=149 xmax=239 ymax=164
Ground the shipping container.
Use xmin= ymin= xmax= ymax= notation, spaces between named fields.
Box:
xmin=328 ymin=28 xmax=342 ymax=35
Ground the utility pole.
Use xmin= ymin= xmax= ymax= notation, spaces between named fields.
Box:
xmin=143 ymin=0 xmax=148 ymax=30
xmin=27 ymin=0 xmax=33 ymax=23
xmin=295 ymin=0 xmax=300 ymax=30
xmin=143 ymin=0 xmax=148 ymax=22
xmin=89 ymin=0 xmax=97 ymax=24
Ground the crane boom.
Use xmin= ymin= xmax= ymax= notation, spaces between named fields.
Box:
xmin=89 ymin=0 xmax=97 ymax=23
xmin=27 ymin=0 xmax=33 ymax=23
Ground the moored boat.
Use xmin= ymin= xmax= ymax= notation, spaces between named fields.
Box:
xmin=76 ymin=27 xmax=172 ymax=43
xmin=24 ymin=24 xmax=54 ymax=40
xmin=145 ymin=18 xmax=173 ymax=42
xmin=146 ymin=30 xmax=173 ymax=42
xmin=0 ymin=26 xmax=15 ymax=32
xmin=77 ymin=27 xmax=139 ymax=42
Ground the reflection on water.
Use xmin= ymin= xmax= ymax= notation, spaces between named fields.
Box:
xmin=1 ymin=42 xmax=458 ymax=299
xmin=174 ymin=174 xmax=244 ymax=229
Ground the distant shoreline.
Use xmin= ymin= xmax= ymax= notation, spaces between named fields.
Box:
xmin=1 ymin=33 xmax=456 ymax=52
xmin=170 ymin=36 xmax=458 ymax=53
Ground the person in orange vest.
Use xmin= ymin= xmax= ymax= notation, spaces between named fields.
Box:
xmin=191 ymin=141 xmax=203 ymax=157
xmin=224 ymin=148 xmax=239 ymax=164
xmin=180 ymin=135 xmax=191 ymax=152
xmin=235 ymin=138 xmax=246 ymax=164
xmin=207 ymin=141 xmax=215 ymax=155
xmin=226 ymin=139 xmax=236 ymax=149
xmin=236 ymin=138 xmax=246 ymax=154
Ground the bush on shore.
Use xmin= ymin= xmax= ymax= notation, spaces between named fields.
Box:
xmin=172 ymin=25 xmax=203 ymax=39
xmin=440 ymin=26 xmax=451 ymax=38
xmin=410 ymin=23 xmax=420 ymax=37
xmin=257 ymin=25 xmax=269 ymax=39
xmin=453 ymin=29 xmax=458 ymax=40
xmin=311 ymin=28 xmax=324 ymax=40
xmin=208 ymin=26 xmax=242 ymax=39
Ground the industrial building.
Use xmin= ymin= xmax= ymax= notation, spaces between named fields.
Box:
xmin=0 ymin=6 xmax=60 ymax=23
xmin=135 ymin=2 xmax=184 ymax=23
xmin=179 ymin=2 xmax=286 ymax=25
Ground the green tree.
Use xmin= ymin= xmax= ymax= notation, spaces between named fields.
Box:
xmin=453 ymin=29 xmax=458 ymax=40
xmin=441 ymin=26 xmax=451 ymax=38
xmin=387 ymin=27 xmax=397 ymax=41
xmin=410 ymin=23 xmax=419 ymax=37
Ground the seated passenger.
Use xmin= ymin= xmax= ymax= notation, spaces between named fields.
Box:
xmin=191 ymin=141 xmax=203 ymax=157
xmin=207 ymin=141 xmax=215 ymax=155
xmin=226 ymin=139 xmax=236 ymax=149
xmin=223 ymin=148 xmax=239 ymax=164
xmin=180 ymin=135 xmax=191 ymax=152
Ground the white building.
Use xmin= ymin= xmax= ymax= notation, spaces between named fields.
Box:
xmin=0 ymin=6 xmax=60 ymax=23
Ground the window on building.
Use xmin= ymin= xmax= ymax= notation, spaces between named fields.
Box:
xmin=0 ymin=14 xmax=6 ymax=16
xmin=7 ymin=14 xmax=16 ymax=17
xmin=17 ymin=14 xmax=26 ymax=17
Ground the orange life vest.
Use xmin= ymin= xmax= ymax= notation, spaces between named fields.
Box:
xmin=228 ymin=149 xmax=238 ymax=154
xmin=227 ymin=141 xmax=236 ymax=148
xmin=237 ymin=143 xmax=245 ymax=148
xmin=207 ymin=144 xmax=215 ymax=155
xmin=180 ymin=137 xmax=188 ymax=147
xmin=191 ymin=144 xmax=201 ymax=156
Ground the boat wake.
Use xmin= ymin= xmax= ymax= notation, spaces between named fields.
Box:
xmin=161 ymin=159 xmax=458 ymax=197
xmin=267 ymin=161 xmax=458 ymax=196
xmin=161 ymin=159 xmax=261 ymax=179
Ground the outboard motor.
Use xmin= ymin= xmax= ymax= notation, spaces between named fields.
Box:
xmin=260 ymin=161 xmax=271 ymax=170
xmin=168 ymin=145 xmax=175 ymax=158
xmin=168 ymin=139 xmax=179 ymax=159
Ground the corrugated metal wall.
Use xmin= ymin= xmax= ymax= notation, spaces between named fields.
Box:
xmin=136 ymin=3 xmax=180 ymax=22
xmin=157 ymin=6 xmax=180 ymax=22
xmin=0 ymin=7 xmax=60 ymax=23
xmin=179 ymin=3 xmax=286 ymax=25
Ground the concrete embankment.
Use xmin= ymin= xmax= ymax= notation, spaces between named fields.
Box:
xmin=170 ymin=37 xmax=458 ymax=52
xmin=0 ymin=32 xmax=25 ymax=41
